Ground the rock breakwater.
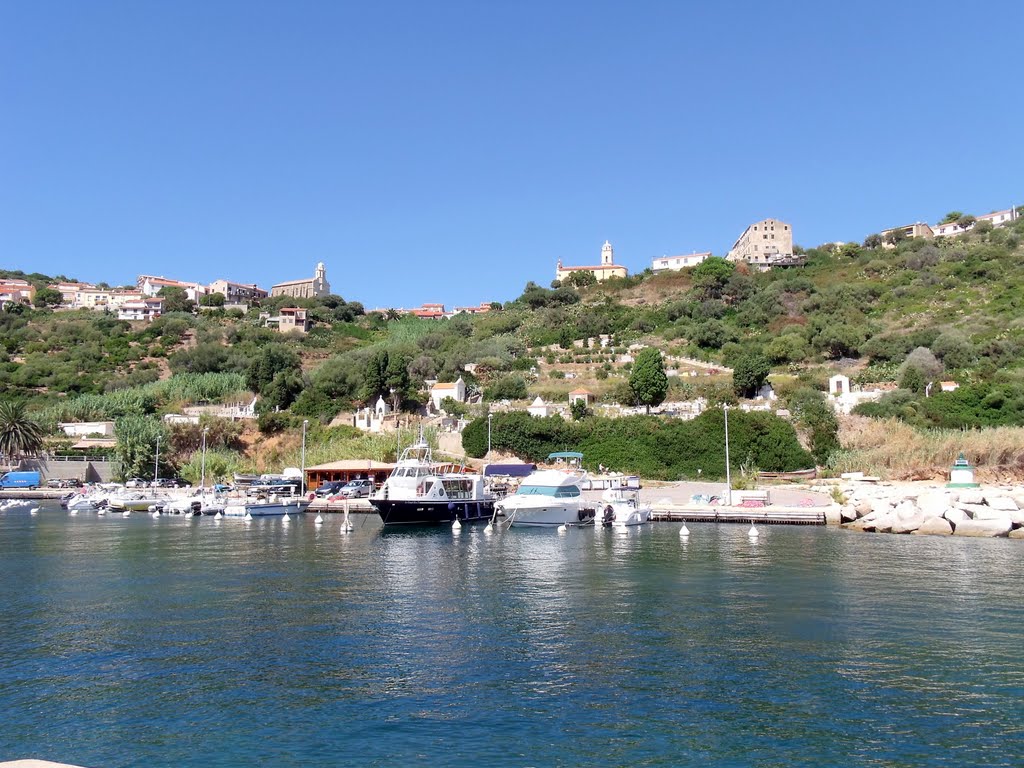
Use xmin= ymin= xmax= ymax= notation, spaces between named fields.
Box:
xmin=835 ymin=484 xmax=1024 ymax=538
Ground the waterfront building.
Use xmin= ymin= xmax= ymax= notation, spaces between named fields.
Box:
xmin=556 ymin=241 xmax=629 ymax=283
xmin=726 ymin=219 xmax=794 ymax=270
xmin=271 ymin=262 xmax=331 ymax=299
xmin=652 ymin=251 xmax=712 ymax=273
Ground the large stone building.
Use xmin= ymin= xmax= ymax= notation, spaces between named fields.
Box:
xmin=726 ymin=218 xmax=793 ymax=270
xmin=271 ymin=262 xmax=331 ymax=299
xmin=556 ymin=241 xmax=628 ymax=283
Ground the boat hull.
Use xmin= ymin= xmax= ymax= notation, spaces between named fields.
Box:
xmin=505 ymin=503 xmax=596 ymax=527
xmin=371 ymin=499 xmax=495 ymax=526
xmin=223 ymin=500 xmax=310 ymax=517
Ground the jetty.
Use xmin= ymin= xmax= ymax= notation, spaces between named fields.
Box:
xmin=649 ymin=504 xmax=825 ymax=525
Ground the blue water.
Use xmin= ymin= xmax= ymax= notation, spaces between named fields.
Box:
xmin=1 ymin=506 xmax=1022 ymax=767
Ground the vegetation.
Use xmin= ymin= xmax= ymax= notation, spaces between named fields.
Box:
xmin=0 ymin=400 xmax=45 ymax=459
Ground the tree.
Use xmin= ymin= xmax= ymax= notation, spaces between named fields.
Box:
xmin=956 ymin=214 xmax=977 ymax=230
xmin=0 ymin=400 xmax=45 ymax=459
xmin=629 ymin=348 xmax=667 ymax=414
xmin=33 ymin=287 xmax=64 ymax=308
xmin=199 ymin=292 xmax=226 ymax=307
xmin=863 ymin=233 xmax=882 ymax=249
xmin=899 ymin=364 xmax=926 ymax=394
xmin=884 ymin=228 xmax=906 ymax=246
xmin=939 ymin=211 xmax=964 ymax=224
xmin=566 ymin=270 xmax=597 ymax=288
xmin=570 ymin=399 xmax=590 ymax=420
xmin=732 ymin=352 xmax=771 ymax=398
xmin=902 ymin=346 xmax=943 ymax=384
xmin=440 ymin=396 xmax=468 ymax=418
xmin=247 ymin=345 xmax=301 ymax=395
xmin=158 ymin=286 xmax=195 ymax=314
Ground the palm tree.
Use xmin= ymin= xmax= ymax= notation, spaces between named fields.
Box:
xmin=385 ymin=308 xmax=401 ymax=321
xmin=0 ymin=400 xmax=45 ymax=460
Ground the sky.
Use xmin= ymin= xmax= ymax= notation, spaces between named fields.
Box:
xmin=2 ymin=1 xmax=1022 ymax=309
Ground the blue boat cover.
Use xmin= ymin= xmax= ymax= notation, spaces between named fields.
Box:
xmin=483 ymin=463 xmax=537 ymax=477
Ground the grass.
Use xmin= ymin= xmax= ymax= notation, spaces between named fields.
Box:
xmin=828 ymin=415 xmax=1024 ymax=481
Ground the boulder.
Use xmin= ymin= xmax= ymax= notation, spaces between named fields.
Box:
xmin=840 ymin=505 xmax=858 ymax=523
xmin=855 ymin=500 xmax=873 ymax=518
xmin=913 ymin=517 xmax=953 ymax=536
xmin=957 ymin=489 xmax=985 ymax=505
xmin=955 ymin=502 xmax=991 ymax=519
xmin=944 ymin=508 xmax=969 ymax=525
xmin=986 ymin=496 xmax=1019 ymax=512
xmin=917 ymin=491 xmax=953 ymax=518
xmin=953 ymin=516 xmax=1013 ymax=537
xmin=891 ymin=512 xmax=925 ymax=534
xmin=971 ymin=507 xmax=1015 ymax=522
xmin=1009 ymin=528 xmax=1024 ymax=539
xmin=870 ymin=499 xmax=894 ymax=517
xmin=861 ymin=510 xmax=894 ymax=533
xmin=824 ymin=506 xmax=842 ymax=525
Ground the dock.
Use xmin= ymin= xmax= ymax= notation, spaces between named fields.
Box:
xmin=649 ymin=504 xmax=825 ymax=525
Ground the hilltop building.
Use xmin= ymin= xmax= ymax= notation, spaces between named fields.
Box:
xmin=933 ymin=208 xmax=1019 ymax=237
xmin=726 ymin=219 xmax=793 ymax=270
xmin=271 ymin=262 xmax=330 ymax=299
xmin=556 ymin=241 xmax=628 ymax=283
xmin=0 ymin=279 xmax=36 ymax=306
xmin=879 ymin=222 xmax=934 ymax=248
xmin=651 ymin=251 xmax=712 ymax=273
xmin=430 ymin=377 xmax=466 ymax=411
xmin=138 ymin=275 xmax=208 ymax=302
xmin=207 ymin=279 xmax=268 ymax=304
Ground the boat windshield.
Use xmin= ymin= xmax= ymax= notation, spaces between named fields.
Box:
xmin=516 ymin=484 xmax=580 ymax=498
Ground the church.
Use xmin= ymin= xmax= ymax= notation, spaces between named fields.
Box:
xmin=556 ymin=241 xmax=628 ymax=283
xmin=271 ymin=262 xmax=331 ymax=299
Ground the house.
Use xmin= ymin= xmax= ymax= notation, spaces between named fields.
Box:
xmin=568 ymin=388 xmax=595 ymax=406
xmin=451 ymin=302 xmax=494 ymax=316
xmin=412 ymin=303 xmax=446 ymax=319
xmin=651 ymin=251 xmax=712 ymax=273
xmin=138 ymin=275 xmax=208 ymax=302
xmin=726 ymin=219 xmax=794 ymax=270
xmin=939 ymin=381 xmax=960 ymax=392
xmin=271 ymin=262 xmax=330 ymax=299
xmin=430 ymin=377 xmax=466 ymax=410
xmin=934 ymin=208 xmax=1020 ymax=237
xmin=556 ymin=241 xmax=629 ymax=283
xmin=117 ymin=297 xmax=164 ymax=322
xmin=50 ymin=281 xmax=95 ymax=306
xmin=528 ymin=396 xmax=557 ymax=418
xmin=59 ymin=421 xmax=115 ymax=438
xmin=879 ymin=222 xmax=933 ymax=248
xmin=0 ymin=279 xmax=36 ymax=305
xmin=207 ymin=279 xmax=268 ymax=305
xmin=277 ymin=307 xmax=310 ymax=334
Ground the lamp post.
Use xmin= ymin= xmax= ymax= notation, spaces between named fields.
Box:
xmin=723 ymin=404 xmax=732 ymax=507
xmin=300 ymin=419 xmax=309 ymax=495
xmin=200 ymin=427 xmax=209 ymax=490
xmin=487 ymin=413 xmax=493 ymax=458
xmin=154 ymin=435 xmax=161 ymax=483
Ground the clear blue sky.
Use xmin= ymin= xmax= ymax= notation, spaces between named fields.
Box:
xmin=2 ymin=1 xmax=1021 ymax=308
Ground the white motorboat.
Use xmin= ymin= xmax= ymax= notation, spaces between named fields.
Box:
xmin=597 ymin=487 xmax=651 ymax=527
xmin=494 ymin=465 xmax=596 ymax=528
xmin=107 ymin=492 xmax=171 ymax=512
xmin=61 ymin=490 xmax=109 ymax=512
xmin=223 ymin=494 xmax=310 ymax=517
xmin=161 ymin=492 xmax=226 ymax=516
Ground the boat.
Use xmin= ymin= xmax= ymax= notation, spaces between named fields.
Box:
xmin=107 ymin=491 xmax=172 ymax=512
xmin=494 ymin=453 xmax=597 ymax=528
xmin=369 ymin=440 xmax=496 ymax=526
xmin=597 ymin=487 xmax=651 ymax=527
xmin=160 ymin=492 xmax=227 ymax=516
xmin=223 ymin=493 xmax=310 ymax=517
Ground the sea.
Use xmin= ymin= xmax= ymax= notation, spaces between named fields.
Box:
xmin=1 ymin=504 xmax=1022 ymax=767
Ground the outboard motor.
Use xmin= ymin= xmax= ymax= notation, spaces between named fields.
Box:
xmin=191 ymin=501 xmax=202 ymax=514
xmin=602 ymin=505 xmax=615 ymax=526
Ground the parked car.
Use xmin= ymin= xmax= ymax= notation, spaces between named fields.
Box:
xmin=336 ymin=479 xmax=374 ymax=499
xmin=125 ymin=478 xmax=149 ymax=488
xmin=314 ymin=481 xmax=347 ymax=498
xmin=47 ymin=478 xmax=84 ymax=488
xmin=155 ymin=478 xmax=188 ymax=488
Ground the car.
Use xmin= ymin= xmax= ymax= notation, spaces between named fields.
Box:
xmin=336 ymin=479 xmax=374 ymax=499
xmin=155 ymin=478 xmax=188 ymax=488
xmin=314 ymin=481 xmax=347 ymax=498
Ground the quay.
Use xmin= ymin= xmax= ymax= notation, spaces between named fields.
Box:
xmin=648 ymin=505 xmax=825 ymax=525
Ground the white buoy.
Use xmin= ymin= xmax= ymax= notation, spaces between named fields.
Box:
xmin=214 ymin=510 xmax=223 ymax=519
xmin=244 ymin=511 xmax=252 ymax=521
xmin=484 ymin=521 xmax=493 ymax=534
xmin=152 ymin=509 xmax=160 ymax=517
xmin=557 ymin=524 xmax=567 ymax=534
xmin=30 ymin=506 xmax=39 ymax=515
xmin=282 ymin=512 xmax=291 ymax=524
xmin=314 ymin=513 xmax=324 ymax=526
xmin=70 ymin=509 xmax=78 ymax=516
xmin=748 ymin=523 xmax=759 ymax=538
xmin=679 ymin=523 xmax=690 ymax=538
xmin=123 ymin=510 xmax=131 ymax=517
xmin=452 ymin=518 xmax=462 ymax=531
xmin=97 ymin=508 xmax=105 ymax=516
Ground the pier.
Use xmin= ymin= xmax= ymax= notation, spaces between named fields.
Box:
xmin=649 ymin=504 xmax=825 ymax=525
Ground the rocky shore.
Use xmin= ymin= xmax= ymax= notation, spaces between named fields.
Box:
xmin=834 ymin=483 xmax=1024 ymax=538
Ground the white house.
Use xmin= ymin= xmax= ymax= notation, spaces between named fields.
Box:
xmin=59 ymin=421 xmax=115 ymax=438
xmin=430 ymin=377 xmax=466 ymax=411
xmin=528 ymin=396 xmax=556 ymax=418
xmin=651 ymin=251 xmax=712 ymax=273
xmin=117 ymin=298 xmax=164 ymax=322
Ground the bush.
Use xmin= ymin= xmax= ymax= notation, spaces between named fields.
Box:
xmin=258 ymin=411 xmax=293 ymax=434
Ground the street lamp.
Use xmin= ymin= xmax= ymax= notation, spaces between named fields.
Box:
xmin=487 ymin=413 xmax=493 ymax=458
xmin=200 ymin=427 xmax=209 ymax=490
xmin=723 ymin=404 xmax=732 ymax=507
xmin=154 ymin=435 xmax=161 ymax=483
xmin=300 ymin=419 xmax=309 ymax=495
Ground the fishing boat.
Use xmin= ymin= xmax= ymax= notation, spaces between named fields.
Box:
xmin=370 ymin=440 xmax=495 ymax=526
xmin=494 ymin=452 xmax=597 ymax=528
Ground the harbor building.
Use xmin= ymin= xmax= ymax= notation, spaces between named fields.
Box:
xmin=271 ymin=262 xmax=331 ymax=299
xmin=556 ymin=241 xmax=628 ymax=283
xmin=726 ymin=219 xmax=794 ymax=271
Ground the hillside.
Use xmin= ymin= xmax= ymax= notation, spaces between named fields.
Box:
xmin=3 ymin=214 xmax=1024 ymax=480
